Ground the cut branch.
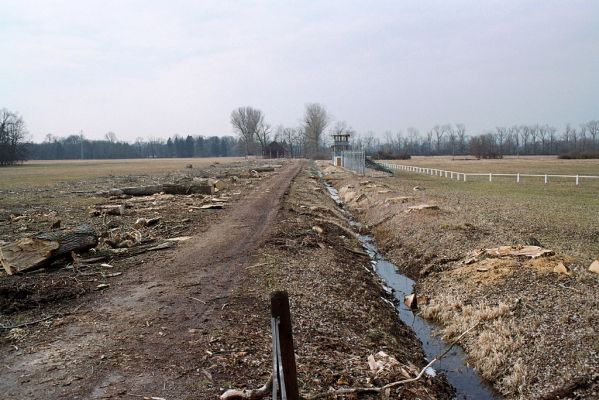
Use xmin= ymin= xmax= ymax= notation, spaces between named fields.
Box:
xmin=220 ymin=374 xmax=273 ymax=400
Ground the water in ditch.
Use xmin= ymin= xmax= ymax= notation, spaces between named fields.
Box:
xmin=322 ymin=180 xmax=499 ymax=400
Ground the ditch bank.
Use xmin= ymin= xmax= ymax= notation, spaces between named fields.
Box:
xmin=319 ymin=162 xmax=598 ymax=400
xmin=214 ymin=162 xmax=454 ymax=399
xmin=321 ymin=175 xmax=498 ymax=400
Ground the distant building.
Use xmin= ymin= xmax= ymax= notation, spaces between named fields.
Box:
xmin=331 ymin=133 xmax=350 ymax=166
xmin=263 ymin=141 xmax=288 ymax=159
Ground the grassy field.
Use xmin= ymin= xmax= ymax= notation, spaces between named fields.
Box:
xmin=386 ymin=155 xmax=599 ymax=176
xmin=384 ymin=164 xmax=599 ymax=265
xmin=0 ymin=157 xmax=246 ymax=189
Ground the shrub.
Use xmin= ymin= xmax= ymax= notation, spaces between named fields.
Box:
xmin=558 ymin=150 xmax=599 ymax=159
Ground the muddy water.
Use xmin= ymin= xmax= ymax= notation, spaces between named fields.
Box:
xmin=322 ymin=179 xmax=499 ymax=400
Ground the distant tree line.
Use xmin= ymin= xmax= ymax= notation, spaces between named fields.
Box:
xmin=26 ymin=133 xmax=242 ymax=160
xmin=1 ymin=105 xmax=597 ymax=165
xmin=352 ymin=121 xmax=599 ymax=159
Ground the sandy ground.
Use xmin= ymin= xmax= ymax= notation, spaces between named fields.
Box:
xmin=0 ymin=160 xmax=452 ymax=399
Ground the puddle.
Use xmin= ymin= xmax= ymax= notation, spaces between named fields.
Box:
xmin=321 ymin=178 xmax=499 ymax=400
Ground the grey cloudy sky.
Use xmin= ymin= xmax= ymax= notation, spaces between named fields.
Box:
xmin=1 ymin=0 xmax=598 ymax=142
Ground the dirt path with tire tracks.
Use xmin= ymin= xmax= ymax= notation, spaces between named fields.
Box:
xmin=0 ymin=160 xmax=302 ymax=399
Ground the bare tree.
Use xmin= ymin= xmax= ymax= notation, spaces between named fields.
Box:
xmin=538 ymin=125 xmax=549 ymax=154
xmin=446 ymin=125 xmax=457 ymax=159
xmin=432 ymin=125 xmax=445 ymax=154
xmin=571 ymin=125 xmax=579 ymax=151
xmin=394 ymin=130 xmax=404 ymax=153
xmin=404 ymin=127 xmax=418 ymax=154
xmin=255 ymin=122 xmax=272 ymax=156
xmin=579 ymin=123 xmax=588 ymax=149
xmin=455 ymin=124 xmax=466 ymax=155
xmin=0 ymin=109 xmax=28 ymax=165
xmin=105 ymin=131 xmax=117 ymax=143
xmin=495 ymin=127 xmax=507 ymax=155
xmin=363 ymin=131 xmax=376 ymax=154
xmin=302 ymin=103 xmax=329 ymax=158
xmin=508 ymin=126 xmax=520 ymax=156
xmin=530 ymin=124 xmax=539 ymax=154
xmin=547 ymin=125 xmax=557 ymax=153
xmin=230 ymin=106 xmax=264 ymax=157
xmin=587 ymin=120 xmax=599 ymax=149
xmin=519 ymin=125 xmax=531 ymax=155
xmin=425 ymin=130 xmax=434 ymax=155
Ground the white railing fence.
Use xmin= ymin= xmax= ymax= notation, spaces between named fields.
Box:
xmin=379 ymin=162 xmax=599 ymax=186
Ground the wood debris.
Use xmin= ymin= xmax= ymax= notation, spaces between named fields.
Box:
xmin=384 ymin=196 xmax=412 ymax=204
xmin=1 ymin=224 xmax=98 ymax=275
xmin=553 ymin=262 xmax=570 ymax=275
xmin=485 ymin=245 xmax=554 ymax=259
xmin=406 ymin=204 xmax=439 ymax=212
xmin=589 ymin=259 xmax=599 ymax=274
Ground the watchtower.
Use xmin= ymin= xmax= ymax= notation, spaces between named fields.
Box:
xmin=331 ymin=133 xmax=350 ymax=166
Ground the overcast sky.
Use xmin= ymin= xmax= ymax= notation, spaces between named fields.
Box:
xmin=1 ymin=0 xmax=598 ymax=142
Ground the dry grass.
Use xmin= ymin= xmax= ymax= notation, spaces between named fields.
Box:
xmin=387 ymin=155 xmax=599 ymax=176
xmin=323 ymin=163 xmax=599 ymax=399
xmin=420 ymin=297 xmax=520 ymax=382
xmin=371 ymin=167 xmax=599 ymax=267
xmin=0 ymin=157 xmax=245 ymax=189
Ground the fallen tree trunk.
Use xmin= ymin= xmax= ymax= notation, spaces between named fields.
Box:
xmin=1 ymin=224 xmax=98 ymax=275
xmin=163 ymin=182 xmax=214 ymax=195
xmin=118 ymin=182 xmax=214 ymax=196
xmin=119 ymin=185 xmax=165 ymax=196
xmin=250 ymin=166 xmax=275 ymax=173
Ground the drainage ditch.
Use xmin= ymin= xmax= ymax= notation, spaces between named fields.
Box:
xmin=322 ymin=178 xmax=499 ymax=400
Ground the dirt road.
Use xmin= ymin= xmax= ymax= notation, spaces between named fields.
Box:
xmin=1 ymin=160 xmax=302 ymax=399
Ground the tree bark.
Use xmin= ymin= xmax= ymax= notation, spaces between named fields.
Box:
xmin=1 ymin=224 xmax=98 ymax=275
xmin=118 ymin=182 xmax=214 ymax=196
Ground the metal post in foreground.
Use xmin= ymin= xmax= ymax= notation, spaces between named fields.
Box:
xmin=271 ymin=291 xmax=299 ymax=400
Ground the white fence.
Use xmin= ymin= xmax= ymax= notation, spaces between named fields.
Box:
xmin=379 ymin=162 xmax=599 ymax=186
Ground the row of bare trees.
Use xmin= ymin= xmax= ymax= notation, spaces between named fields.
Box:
xmin=231 ymin=103 xmax=333 ymax=158
xmin=350 ymin=121 xmax=599 ymax=158
xmin=230 ymin=100 xmax=598 ymax=159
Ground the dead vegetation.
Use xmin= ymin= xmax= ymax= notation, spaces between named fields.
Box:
xmin=207 ymin=165 xmax=453 ymax=399
xmin=321 ymin=161 xmax=599 ymax=399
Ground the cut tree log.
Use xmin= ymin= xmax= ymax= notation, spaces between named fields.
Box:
xmin=164 ymin=181 xmax=214 ymax=195
xmin=1 ymin=224 xmax=98 ymax=275
xmin=92 ymin=204 xmax=125 ymax=216
xmin=250 ymin=166 xmax=275 ymax=173
xmin=119 ymin=185 xmax=164 ymax=196
xmin=117 ymin=182 xmax=215 ymax=196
